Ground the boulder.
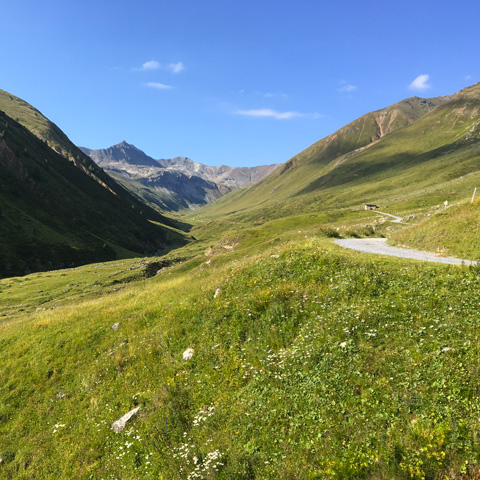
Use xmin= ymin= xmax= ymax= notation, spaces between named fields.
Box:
xmin=111 ymin=406 xmax=140 ymax=433
xmin=182 ymin=348 xmax=194 ymax=361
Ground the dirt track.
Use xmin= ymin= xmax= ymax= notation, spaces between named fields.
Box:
xmin=334 ymin=238 xmax=477 ymax=265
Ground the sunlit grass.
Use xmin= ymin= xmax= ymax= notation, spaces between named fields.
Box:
xmin=1 ymin=232 xmax=480 ymax=478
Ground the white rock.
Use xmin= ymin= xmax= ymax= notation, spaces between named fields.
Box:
xmin=182 ymin=348 xmax=194 ymax=361
xmin=214 ymin=288 xmax=220 ymax=298
xmin=111 ymin=323 xmax=120 ymax=331
xmin=111 ymin=406 xmax=140 ymax=433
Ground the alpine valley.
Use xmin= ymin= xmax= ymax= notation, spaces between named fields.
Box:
xmin=1 ymin=84 xmax=480 ymax=480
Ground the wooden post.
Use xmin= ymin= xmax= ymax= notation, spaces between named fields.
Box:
xmin=472 ymin=187 xmax=477 ymax=204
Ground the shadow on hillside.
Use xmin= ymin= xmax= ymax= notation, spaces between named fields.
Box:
xmin=166 ymin=216 xmax=193 ymax=232
xmin=296 ymin=139 xmax=473 ymax=196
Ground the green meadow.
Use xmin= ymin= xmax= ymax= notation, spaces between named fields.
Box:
xmin=1 ymin=209 xmax=480 ymax=478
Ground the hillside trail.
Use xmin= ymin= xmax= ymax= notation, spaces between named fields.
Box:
xmin=376 ymin=211 xmax=404 ymax=223
xmin=334 ymin=238 xmax=477 ymax=265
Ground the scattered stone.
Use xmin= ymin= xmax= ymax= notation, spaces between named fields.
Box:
xmin=56 ymin=392 xmax=66 ymax=399
xmin=214 ymin=288 xmax=220 ymax=298
xmin=182 ymin=348 xmax=194 ymax=361
xmin=111 ymin=322 xmax=120 ymax=331
xmin=111 ymin=406 xmax=140 ymax=433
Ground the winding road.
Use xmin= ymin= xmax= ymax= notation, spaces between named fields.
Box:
xmin=334 ymin=238 xmax=477 ymax=265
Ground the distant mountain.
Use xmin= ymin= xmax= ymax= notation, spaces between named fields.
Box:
xmin=0 ymin=90 xmax=187 ymax=277
xmin=196 ymin=85 xmax=480 ymax=220
xmin=81 ymin=141 xmax=159 ymax=168
xmin=81 ymin=142 xmax=279 ymax=211
xmin=154 ymin=155 xmax=280 ymax=189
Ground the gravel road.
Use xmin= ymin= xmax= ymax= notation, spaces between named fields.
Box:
xmin=334 ymin=238 xmax=477 ymax=265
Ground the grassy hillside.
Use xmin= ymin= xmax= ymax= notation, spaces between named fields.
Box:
xmin=192 ymin=84 xmax=480 ymax=229
xmin=0 ymin=110 xmax=187 ymax=277
xmin=2 ymin=84 xmax=480 ymax=479
xmin=0 ymin=89 xmax=138 ymax=197
xmin=389 ymin=200 xmax=480 ymax=260
xmin=1 ymin=229 xmax=480 ymax=479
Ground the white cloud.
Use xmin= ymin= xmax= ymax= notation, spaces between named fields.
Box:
xmin=465 ymin=74 xmax=472 ymax=81
xmin=146 ymin=82 xmax=173 ymax=90
xmin=141 ymin=60 xmax=161 ymax=71
xmin=167 ymin=61 xmax=185 ymax=74
xmin=235 ymin=108 xmax=320 ymax=120
xmin=409 ymin=74 xmax=431 ymax=91
xmin=135 ymin=60 xmax=186 ymax=73
xmin=339 ymin=84 xmax=357 ymax=93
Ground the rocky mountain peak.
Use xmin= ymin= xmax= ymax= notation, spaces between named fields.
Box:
xmin=81 ymin=143 xmax=280 ymax=211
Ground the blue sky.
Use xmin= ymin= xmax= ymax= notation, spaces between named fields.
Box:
xmin=2 ymin=0 xmax=479 ymax=167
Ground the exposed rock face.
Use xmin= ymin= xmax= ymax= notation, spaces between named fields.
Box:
xmin=81 ymin=142 xmax=279 ymax=211
xmin=82 ymin=141 xmax=158 ymax=167
xmin=154 ymin=155 xmax=280 ymax=189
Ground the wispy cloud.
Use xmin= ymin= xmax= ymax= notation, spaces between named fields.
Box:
xmin=146 ymin=82 xmax=173 ymax=90
xmin=465 ymin=74 xmax=472 ymax=81
xmin=167 ymin=61 xmax=185 ymax=74
xmin=409 ymin=74 xmax=431 ymax=91
xmin=140 ymin=60 xmax=161 ymax=71
xmin=339 ymin=84 xmax=357 ymax=93
xmin=135 ymin=60 xmax=186 ymax=73
xmin=235 ymin=108 xmax=320 ymax=120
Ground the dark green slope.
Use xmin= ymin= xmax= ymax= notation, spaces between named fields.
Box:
xmin=0 ymin=89 xmax=187 ymax=223
xmin=196 ymin=85 xmax=479 ymax=220
xmin=0 ymin=111 xmax=187 ymax=278
xmin=0 ymin=89 xmax=123 ymax=196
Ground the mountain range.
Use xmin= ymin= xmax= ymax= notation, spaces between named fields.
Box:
xmin=2 ymin=83 xmax=480 ymax=277
xmin=81 ymin=142 xmax=279 ymax=211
